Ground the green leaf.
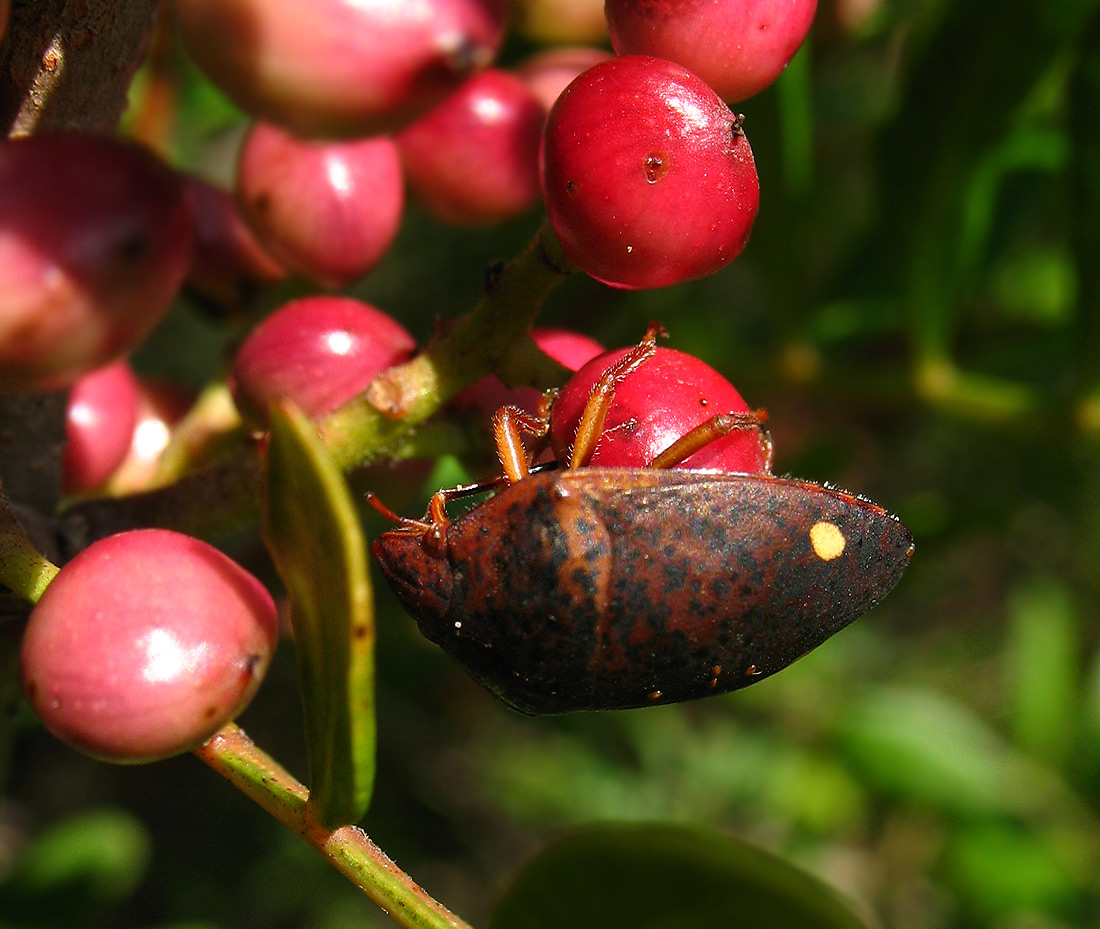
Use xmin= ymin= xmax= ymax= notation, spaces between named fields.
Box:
xmin=490 ymin=823 xmax=869 ymax=929
xmin=838 ymin=686 xmax=1063 ymax=820
xmin=262 ymin=401 xmax=375 ymax=828
xmin=1004 ymin=576 xmax=1079 ymax=763
xmin=0 ymin=809 xmax=150 ymax=922
xmin=943 ymin=822 xmax=1081 ymax=920
xmin=876 ymin=0 xmax=1094 ymax=360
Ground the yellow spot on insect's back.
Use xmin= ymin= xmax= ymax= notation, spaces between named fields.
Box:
xmin=809 ymin=521 xmax=846 ymax=561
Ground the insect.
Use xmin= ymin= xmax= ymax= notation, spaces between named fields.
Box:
xmin=371 ymin=328 xmax=914 ymax=714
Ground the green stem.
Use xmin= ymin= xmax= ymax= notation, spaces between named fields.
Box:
xmin=194 ymin=724 xmax=473 ymax=929
xmin=776 ymin=38 xmax=813 ymax=201
xmin=63 ymin=220 xmax=575 ymax=543
xmin=0 ymin=490 xmax=58 ymax=605
xmin=319 ymin=219 xmax=574 ymax=471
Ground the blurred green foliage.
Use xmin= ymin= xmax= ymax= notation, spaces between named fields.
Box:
xmin=6 ymin=1 xmax=1100 ymax=927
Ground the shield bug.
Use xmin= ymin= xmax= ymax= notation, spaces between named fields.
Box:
xmin=371 ymin=328 xmax=913 ymax=714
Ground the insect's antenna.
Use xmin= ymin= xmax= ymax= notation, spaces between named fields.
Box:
xmin=364 ymin=491 xmax=431 ymax=532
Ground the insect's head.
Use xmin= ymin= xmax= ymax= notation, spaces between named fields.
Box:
xmin=371 ymin=529 xmax=453 ymax=626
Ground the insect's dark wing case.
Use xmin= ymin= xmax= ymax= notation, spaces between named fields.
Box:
xmin=373 ymin=469 xmax=914 ymax=715
xmin=580 ymin=471 xmax=914 ymax=705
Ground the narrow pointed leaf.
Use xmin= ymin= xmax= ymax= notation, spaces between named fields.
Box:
xmin=262 ymin=401 xmax=375 ymax=828
xmin=491 ymin=823 xmax=868 ymax=929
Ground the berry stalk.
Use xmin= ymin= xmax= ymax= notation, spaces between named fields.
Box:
xmin=4 ymin=513 xmax=471 ymax=927
xmin=62 ymin=220 xmax=576 ymax=543
xmin=0 ymin=488 xmax=58 ymax=605
xmin=318 ymin=218 xmax=575 ymax=471
xmin=195 ymin=723 xmax=474 ymax=929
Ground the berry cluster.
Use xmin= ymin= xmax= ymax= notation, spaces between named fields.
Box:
xmin=3 ymin=0 xmax=816 ymax=766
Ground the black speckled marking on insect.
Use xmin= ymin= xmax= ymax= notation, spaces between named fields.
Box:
xmin=371 ymin=468 xmax=914 ymax=714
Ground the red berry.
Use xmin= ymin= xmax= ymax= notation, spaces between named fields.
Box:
xmin=184 ymin=178 xmax=286 ymax=312
xmin=605 ymin=0 xmax=818 ymax=103
xmin=397 ymin=70 xmax=546 ymax=225
xmin=454 ymin=327 xmax=605 ymax=415
xmin=21 ymin=530 xmax=278 ymax=764
xmin=515 ymin=47 xmax=613 ymax=111
xmin=0 ymin=134 xmax=192 ymax=391
xmin=0 ymin=0 xmax=9 ymax=43
xmin=175 ymin=0 xmax=508 ymax=137
xmin=62 ymin=361 xmax=141 ymax=495
xmin=236 ymin=124 xmax=404 ymax=289
xmin=229 ymin=296 xmax=416 ymax=428
xmin=549 ymin=345 xmax=770 ymax=472
xmin=540 ymin=56 xmax=760 ymax=290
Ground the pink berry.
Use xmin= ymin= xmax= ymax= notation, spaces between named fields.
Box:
xmin=236 ymin=124 xmax=404 ymax=289
xmin=455 ymin=327 xmax=605 ymax=415
xmin=0 ymin=134 xmax=192 ymax=391
xmin=549 ymin=345 xmax=770 ymax=472
xmin=605 ymin=0 xmax=818 ymax=104
xmin=21 ymin=529 xmax=278 ymax=764
xmin=540 ymin=56 xmax=760 ymax=290
xmin=229 ymin=296 xmax=416 ymax=428
xmin=62 ymin=361 xmax=141 ymax=495
xmin=397 ymin=70 xmax=546 ymax=226
xmin=184 ymin=178 xmax=286 ymax=312
xmin=515 ymin=47 xmax=613 ymax=111
xmin=514 ymin=0 xmax=608 ymax=44
xmin=175 ymin=0 xmax=508 ymax=138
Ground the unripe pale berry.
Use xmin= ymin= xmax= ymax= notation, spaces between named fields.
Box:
xmin=513 ymin=0 xmax=607 ymax=45
xmin=397 ymin=70 xmax=546 ymax=225
xmin=109 ymin=379 xmax=195 ymax=494
xmin=21 ymin=530 xmax=278 ymax=764
xmin=0 ymin=134 xmax=192 ymax=391
xmin=605 ymin=0 xmax=818 ymax=103
xmin=229 ymin=296 xmax=416 ymax=428
xmin=174 ymin=0 xmax=507 ymax=138
xmin=515 ymin=47 xmax=613 ymax=111
xmin=184 ymin=178 xmax=286 ymax=313
xmin=62 ymin=361 xmax=141 ymax=495
xmin=833 ymin=0 xmax=882 ymax=34
xmin=236 ymin=124 xmax=404 ymax=288
xmin=540 ymin=56 xmax=759 ymax=290
xmin=550 ymin=345 xmax=770 ymax=472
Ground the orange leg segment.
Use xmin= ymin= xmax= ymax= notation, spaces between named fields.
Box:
xmin=569 ymin=323 xmax=666 ymax=468
xmin=648 ymin=409 xmax=771 ymax=470
xmin=492 ymin=405 xmax=550 ymax=483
